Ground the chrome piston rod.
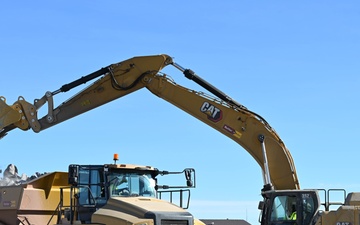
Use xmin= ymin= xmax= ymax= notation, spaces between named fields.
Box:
xmin=258 ymin=134 xmax=273 ymax=191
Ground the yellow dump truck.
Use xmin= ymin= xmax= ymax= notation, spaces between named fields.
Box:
xmin=0 ymin=157 xmax=200 ymax=225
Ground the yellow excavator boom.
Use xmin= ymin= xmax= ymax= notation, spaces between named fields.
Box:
xmin=0 ymin=54 xmax=299 ymax=190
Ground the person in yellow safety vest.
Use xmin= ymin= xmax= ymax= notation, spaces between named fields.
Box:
xmin=289 ymin=204 xmax=297 ymax=220
xmin=289 ymin=211 xmax=297 ymax=220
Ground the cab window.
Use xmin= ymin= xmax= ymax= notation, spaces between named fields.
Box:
xmin=302 ymin=194 xmax=316 ymax=224
xmin=270 ymin=196 xmax=297 ymax=222
xmin=109 ymin=172 xmax=156 ymax=197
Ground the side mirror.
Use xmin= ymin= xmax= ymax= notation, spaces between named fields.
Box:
xmin=184 ymin=168 xmax=195 ymax=187
xmin=68 ymin=164 xmax=79 ymax=186
xmin=258 ymin=201 xmax=264 ymax=210
xmin=156 ymin=168 xmax=196 ymax=189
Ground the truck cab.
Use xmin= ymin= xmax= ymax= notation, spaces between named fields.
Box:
xmin=63 ymin=162 xmax=197 ymax=224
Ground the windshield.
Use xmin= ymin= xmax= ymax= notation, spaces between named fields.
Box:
xmin=109 ymin=172 xmax=156 ymax=197
xmin=270 ymin=195 xmax=297 ymax=221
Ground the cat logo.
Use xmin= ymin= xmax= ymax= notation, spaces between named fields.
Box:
xmin=336 ymin=223 xmax=351 ymax=225
xmin=200 ymin=102 xmax=222 ymax=122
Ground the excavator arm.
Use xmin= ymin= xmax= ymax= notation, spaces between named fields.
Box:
xmin=0 ymin=54 xmax=299 ymax=190
xmin=0 ymin=55 xmax=171 ymax=134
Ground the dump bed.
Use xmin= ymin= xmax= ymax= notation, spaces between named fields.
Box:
xmin=0 ymin=172 xmax=70 ymax=225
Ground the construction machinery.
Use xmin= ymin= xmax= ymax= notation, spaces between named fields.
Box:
xmin=0 ymin=54 xmax=358 ymax=225
xmin=0 ymin=154 xmax=198 ymax=225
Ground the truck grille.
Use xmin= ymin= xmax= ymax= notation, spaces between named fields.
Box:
xmin=161 ymin=220 xmax=189 ymax=225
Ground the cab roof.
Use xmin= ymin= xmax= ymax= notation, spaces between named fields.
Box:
xmin=105 ymin=163 xmax=157 ymax=171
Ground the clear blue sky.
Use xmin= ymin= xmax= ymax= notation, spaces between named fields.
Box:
xmin=1 ymin=1 xmax=359 ymax=224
